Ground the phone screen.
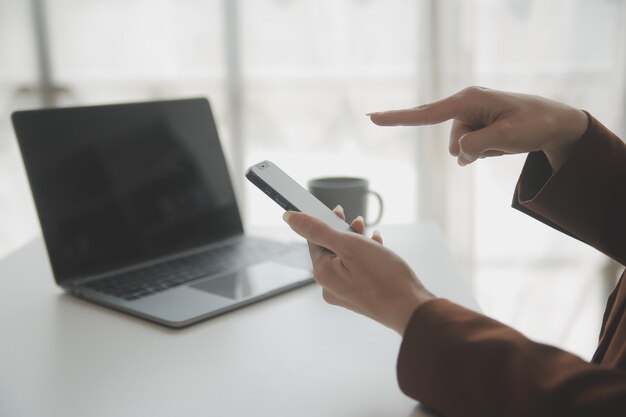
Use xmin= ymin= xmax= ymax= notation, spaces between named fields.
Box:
xmin=246 ymin=161 xmax=351 ymax=233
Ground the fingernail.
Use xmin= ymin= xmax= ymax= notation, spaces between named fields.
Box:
xmin=373 ymin=230 xmax=381 ymax=237
xmin=334 ymin=204 xmax=344 ymax=212
xmin=458 ymin=154 xmax=470 ymax=166
xmin=283 ymin=211 xmax=293 ymax=222
xmin=365 ymin=112 xmax=375 ymax=116
xmin=356 ymin=215 xmax=364 ymax=223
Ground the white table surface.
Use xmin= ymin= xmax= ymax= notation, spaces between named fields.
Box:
xmin=0 ymin=223 xmax=480 ymax=417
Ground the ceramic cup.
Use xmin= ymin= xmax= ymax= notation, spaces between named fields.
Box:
xmin=308 ymin=177 xmax=383 ymax=226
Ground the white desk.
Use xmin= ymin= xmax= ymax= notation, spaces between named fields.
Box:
xmin=0 ymin=224 xmax=479 ymax=417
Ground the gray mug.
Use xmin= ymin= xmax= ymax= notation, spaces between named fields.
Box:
xmin=308 ymin=177 xmax=384 ymax=226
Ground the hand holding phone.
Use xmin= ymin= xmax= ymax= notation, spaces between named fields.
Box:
xmin=245 ymin=160 xmax=352 ymax=233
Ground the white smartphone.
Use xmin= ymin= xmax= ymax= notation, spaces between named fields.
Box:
xmin=245 ymin=160 xmax=351 ymax=233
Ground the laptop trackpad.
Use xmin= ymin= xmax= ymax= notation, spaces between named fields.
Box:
xmin=190 ymin=261 xmax=312 ymax=300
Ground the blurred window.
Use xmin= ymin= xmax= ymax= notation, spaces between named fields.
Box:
xmin=1 ymin=0 xmax=625 ymax=359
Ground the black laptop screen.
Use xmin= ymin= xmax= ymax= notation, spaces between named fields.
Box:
xmin=13 ymin=98 xmax=244 ymax=283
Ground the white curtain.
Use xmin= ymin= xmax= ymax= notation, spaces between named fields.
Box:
xmin=444 ymin=0 xmax=626 ymax=358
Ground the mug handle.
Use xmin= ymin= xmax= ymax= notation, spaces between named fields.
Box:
xmin=365 ymin=190 xmax=384 ymax=227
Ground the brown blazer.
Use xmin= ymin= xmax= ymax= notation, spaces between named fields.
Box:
xmin=397 ymin=114 xmax=626 ymax=417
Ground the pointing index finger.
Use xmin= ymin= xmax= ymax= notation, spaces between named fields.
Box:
xmin=369 ymin=94 xmax=461 ymax=127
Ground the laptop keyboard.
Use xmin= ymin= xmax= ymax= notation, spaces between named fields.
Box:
xmin=83 ymin=239 xmax=292 ymax=301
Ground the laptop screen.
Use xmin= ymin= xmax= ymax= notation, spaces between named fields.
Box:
xmin=13 ymin=98 xmax=244 ymax=284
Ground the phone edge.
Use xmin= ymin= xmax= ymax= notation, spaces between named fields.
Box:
xmin=245 ymin=167 xmax=300 ymax=212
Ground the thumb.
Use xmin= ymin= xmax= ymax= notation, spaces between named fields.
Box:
xmin=283 ymin=211 xmax=345 ymax=254
xmin=457 ymin=122 xmax=507 ymax=164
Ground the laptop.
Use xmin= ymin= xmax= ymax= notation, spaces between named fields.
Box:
xmin=12 ymin=98 xmax=313 ymax=328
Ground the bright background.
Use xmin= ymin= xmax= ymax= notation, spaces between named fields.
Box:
xmin=1 ymin=0 xmax=625 ymax=359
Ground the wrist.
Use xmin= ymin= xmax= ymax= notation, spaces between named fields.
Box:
xmin=392 ymin=287 xmax=435 ymax=335
xmin=542 ymin=108 xmax=589 ymax=172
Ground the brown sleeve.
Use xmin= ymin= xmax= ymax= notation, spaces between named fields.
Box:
xmin=398 ymin=299 xmax=626 ymax=417
xmin=397 ymin=114 xmax=626 ymax=416
xmin=512 ymin=112 xmax=626 ymax=265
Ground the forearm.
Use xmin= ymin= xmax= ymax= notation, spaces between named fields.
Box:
xmin=397 ymin=299 xmax=626 ymax=417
